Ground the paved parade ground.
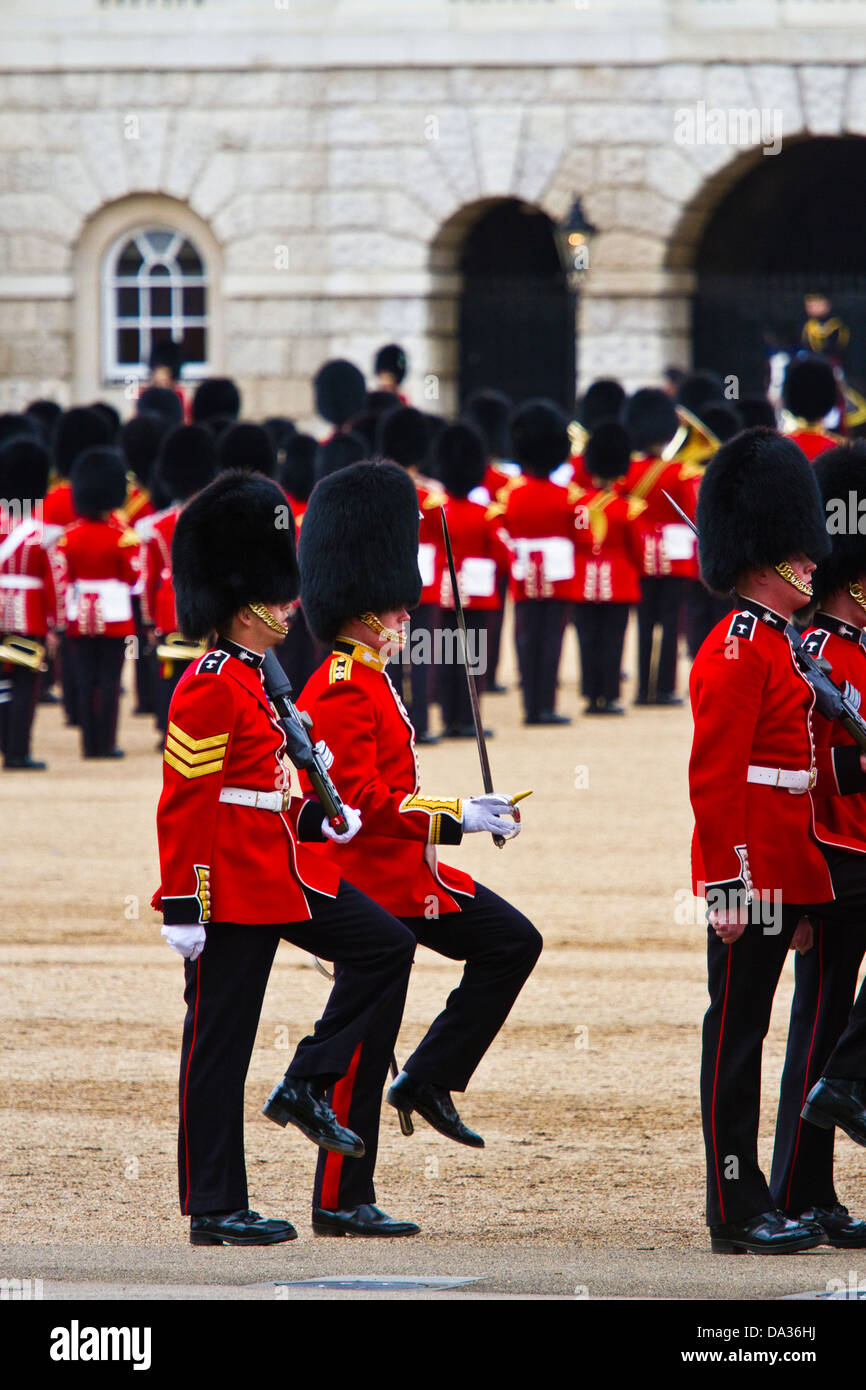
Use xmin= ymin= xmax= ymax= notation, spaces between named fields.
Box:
xmin=3 ymin=625 xmax=866 ymax=1303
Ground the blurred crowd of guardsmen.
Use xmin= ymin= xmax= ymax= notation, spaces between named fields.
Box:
xmin=0 ymin=335 xmax=856 ymax=770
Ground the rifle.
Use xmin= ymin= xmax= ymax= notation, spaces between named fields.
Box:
xmin=662 ymin=490 xmax=866 ymax=753
xmin=261 ymin=648 xmax=349 ymax=835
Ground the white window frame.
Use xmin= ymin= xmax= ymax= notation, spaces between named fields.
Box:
xmin=101 ymin=224 xmax=210 ymax=385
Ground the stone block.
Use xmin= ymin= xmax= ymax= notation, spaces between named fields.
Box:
xmin=473 ymin=105 xmax=524 ymax=195
xmin=316 ymin=191 xmax=383 ymax=230
xmin=800 ymin=65 xmax=849 ymax=136
xmin=227 ymin=335 xmax=289 ymax=378
xmin=512 ymin=105 xmax=569 ymax=204
xmin=79 ymin=113 xmax=131 ymax=202
xmin=121 ymin=110 xmax=171 ymax=192
xmin=329 ymin=231 xmax=427 ymax=272
xmin=450 ymin=67 xmax=551 ymax=105
xmin=7 ymin=234 xmax=71 ymax=273
xmin=592 ymin=228 xmax=666 ymax=272
xmin=571 ymin=102 xmax=671 ymax=146
xmin=191 ymin=151 xmax=241 ymax=220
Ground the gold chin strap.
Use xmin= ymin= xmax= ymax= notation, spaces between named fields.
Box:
xmin=774 ymin=562 xmax=813 ymax=598
xmin=850 ymin=582 xmax=866 ymax=613
xmin=248 ymin=602 xmax=289 ymax=637
xmin=360 ymin=611 xmax=405 ymax=646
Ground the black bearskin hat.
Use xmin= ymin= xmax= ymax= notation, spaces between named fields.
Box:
xmin=366 ymin=390 xmax=402 ymax=417
xmin=155 ymin=425 xmax=216 ymax=503
xmin=71 ymin=447 xmax=128 ymax=520
xmin=700 ymin=402 xmax=744 ymax=444
xmin=376 ymin=405 xmax=429 ymax=469
xmin=172 ymin=471 xmax=299 ymax=641
xmin=0 ymin=436 xmax=51 ymax=507
xmin=313 ymin=360 xmax=366 ymax=428
xmin=585 ymin=420 xmax=632 ymax=482
xmin=783 ymin=356 xmax=837 ymax=423
xmin=435 ymin=422 xmax=485 ymax=498
xmin=739 ymin=396 xmax=777 ymax=431
xmin=192 ymin=377 xmax=242 ymax=425
xmin=216 ymin=422 xmax=276 ymax=478
xmin=90 ymin=400 xmax=121 ymax=441
xmin=53 ymin=407 xmax=112 ymax=479
xmin=675 ymin=370 xmax=726 ymax=419
xmin=580 ymin=379 xmax=626 ymax=431
xmin=812 ymin=444 xmax=866 ymax=604
xmin=25 ymin=399 xmax=62 ymax=444
xmin=0 ymin=412 xmax=41 ymax=449
xmin=374 ymin=343 xmax=408 ymax=384
xmin=121 ymin=411 xmax=172 ymax=487
xmin=138 ymin=386 xmax=183 ymax=427
xmin=462 ymin=390 xmax=512 ymax=461
xmin=299 ymin=461 xmax=422 ymax=646
xmin=696 ymin=428 xmax=831 ymax=595
xmin=150 ymin=338 xmax=185 ymax=377
xmin=315 ymin=431 xmax=366 ymax=482
xmin=509 ymin=398 xmax=570 ymax=478
xmin=280 ymin=433 xmax=317 ymax=503
xmin=623 ymin=389 xmax=679 ymax=453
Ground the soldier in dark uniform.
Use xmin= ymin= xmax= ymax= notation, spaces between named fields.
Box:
xmin=690 ymin=427 xmax=866 ymax=1254
xmin=156 ymin=470 xmax=419 ymax=1243
xmin=295 ymin=460 xmax=541 ymax=1230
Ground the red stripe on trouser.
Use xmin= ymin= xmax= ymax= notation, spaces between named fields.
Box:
xmin=784 ymin=926 xmax=824 ymax=1211
xmin=320 ymin=1041 xmax=363 ymax=1210
xmin=710 ymin=946 xmax=733 ymax=1224
xmin=180 ymin=955 xmax=202 ymax=1215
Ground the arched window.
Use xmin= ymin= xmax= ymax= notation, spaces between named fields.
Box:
xmin=102 ymin=226 xmax=209 ymax=383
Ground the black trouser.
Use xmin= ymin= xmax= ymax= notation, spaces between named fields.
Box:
xmin=514 ymin=598 xmax=569 ymax=721
xmin=701 ymin=846 xmax=866 ymax=1226
xmin=437 ymin=610 xmax=490 ymax=731
xmin=684 ymin=581 xmax=732 ymax=662
xmin=770 ymin=918 xmax=866 ymax=1214
xmin=65 ymin=636 xmax=125 ymax=756
xmin=154 ymin=658 xmax=191 ymax=736
xmin=58 ymin=632 xmax=78 ymax=725
xmin=132 ymin=596 xmax=156 ymax=715
xmin=637 ymin=576 xmax=683 ymax=700
xmin=573 ymin=603 xmax=630 ymax=705
xmin=0 ymin=645 xmax=41 ymax=763
xmin=313 ymin=882 xmax=542 ymax=1213
xmin=177 ymin=882 xmax=414 ymax=1216
xmin=487 ymin=580 xmax=508 ymax=686
xmin=407 ymin=602 xmax=438 ymax=737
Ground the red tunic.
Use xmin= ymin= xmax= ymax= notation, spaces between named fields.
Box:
xmin=572 ymin=486 xmax=646 ymax=604
xmin=500 ymin=475 xmax=582 ymax=602
xmin=622 ymin=454 xmax=702 ymax=579
xmin=0 ymin=510 xmax=59 ymax=637
xmin=298 ymin=638 xmax=475 ymax=916
xmin=802 ymin=614 xmax=866 ymax=847
xmin=42 ymin=480 xmax=78 ymax=536
xmin=417 ymin=482 xmax=447 ymax=605
xmin=482 ymin=461 xmax=521 ymax=505
xmin=689 ymin=602 xmax=866 ymax=907
xmin=55 ymin=516 xmax=140 ymax=638
xmin=153 ymin=644 xmax=339 ymax=926
xmin=786 ymin=426 xmax=841 ymax=462
xmin=438 ymin=495 xmax=511 ymax=611
xmin=141 ymin=507 xmax=179 ymax=632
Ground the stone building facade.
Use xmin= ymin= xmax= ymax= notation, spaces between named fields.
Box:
xmin=1 ymin=0 xmax=865 ymax=424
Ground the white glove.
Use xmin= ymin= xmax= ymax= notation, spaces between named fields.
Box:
xmin=462 ymin=793 xmax=521 ymax=840
xmin=322 ymin=805 xmax=362 ymax=844
xmin=161 ymin=924 xmax=206 ymax=960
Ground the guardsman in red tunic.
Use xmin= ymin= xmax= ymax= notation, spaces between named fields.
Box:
xmin=377 ymin=405 xmax=446 ymax=743
xmin=768 ymin=444 xmax=866 ymax=1245
xmin=571 ymin=422 xmax=646 ymax=715
xmin=622 ymin=389 xmax=703 ymax=706
xmin=0 ymin=437 xmax=59 ymax=769
xmin=139 ymin=424 xmax=216 ymax=736
xmin=295 ymin=461 xmax=541 ymax=1228
xmin=782 ymin=355 xmax=842 ymax=461
xmin=156 ymin=470 xmax=417 ymax=1245
xmin=434 ymin=422 xmax=511 ymax=738
xmin=690 ymin=428 xmax=866 ymax=1254
xmin=55 ymin=448 xmax=140 ymax=759
xmin=500 ymin=399 xmax=579 ymax=726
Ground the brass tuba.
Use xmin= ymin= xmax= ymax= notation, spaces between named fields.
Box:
xmin=661 ymin=406 xmax=719 ymax=465
xmin=0 ymin=634 xmax=47 ymax=672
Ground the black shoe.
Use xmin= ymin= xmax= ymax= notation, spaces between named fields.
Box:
xmin=537 ymin=711 xmax=572 ymax=726
xmin=38 ymin=690 xmax=61 ymax=705
xmin=709 ymin=1209 xmax=822 ymax=1255
xmin=263 ymin=1076 xmax=365 ymax=1157
xmin=312 ymin=1203 xmax=420 ymax=1238
xmin=802 ymin=1077 xmax=866 ymax=1147
xmin=488 ymin=682 xmax=508 ymax=695
xmin=387 ymin=1072 xmax=484 ymax=1148
xmin=4 ymin=756 xmax=47 ymax=770
xmin=442 ymin=724 xmax=493 ymax=739
xmin=654 ymin=693 xmax=684 ymax=706
xmin=792 ymin=1203 xmax=866 ymax=1249
xmin=414 ymin=731 xmax=440 ymax=745
xmin=84 ymin=748 xmax=125 ymax=760
xmin=598 ymin=703 xmax=625 ymax=715
xmin=190 ymin=1209 xmax=297 ymax=1246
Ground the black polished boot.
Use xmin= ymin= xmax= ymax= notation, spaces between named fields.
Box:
xmin=263 ymin=1075 xmax=365 ymax=1156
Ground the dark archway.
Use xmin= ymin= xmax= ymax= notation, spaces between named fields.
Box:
xmin=693 ymin=136 xmax=866 ymax=392
xmin=458 ymin=200 xmax=576 ymax=411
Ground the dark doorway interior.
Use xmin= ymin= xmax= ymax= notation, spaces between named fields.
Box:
xmin=693 ymin=136 xmax=866 ymax=393
xmin=459 ymin=200 xmax=576 ymax=412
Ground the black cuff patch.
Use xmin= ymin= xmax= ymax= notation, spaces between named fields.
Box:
xmin=704 ymin=880 xmax=749 ymax=917
xmin=435 ymin=815 xmax=464 ymax=847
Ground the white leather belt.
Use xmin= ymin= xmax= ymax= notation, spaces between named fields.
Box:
xmin=747 ymin=764 xmax=816 ymax=794
xmin=219 ymin=786 xmax=289 ymax=813
xmin=0 ymin=575 xmax=42 ymax=589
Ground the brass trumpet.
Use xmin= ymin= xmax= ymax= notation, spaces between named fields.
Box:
xmin=0 ymin=634 xmax=47 ymax=672
xmin=661 ymin=405 xmax=719 ymax=466
xmin=155 ymin=632 xmax=208 ymax=664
